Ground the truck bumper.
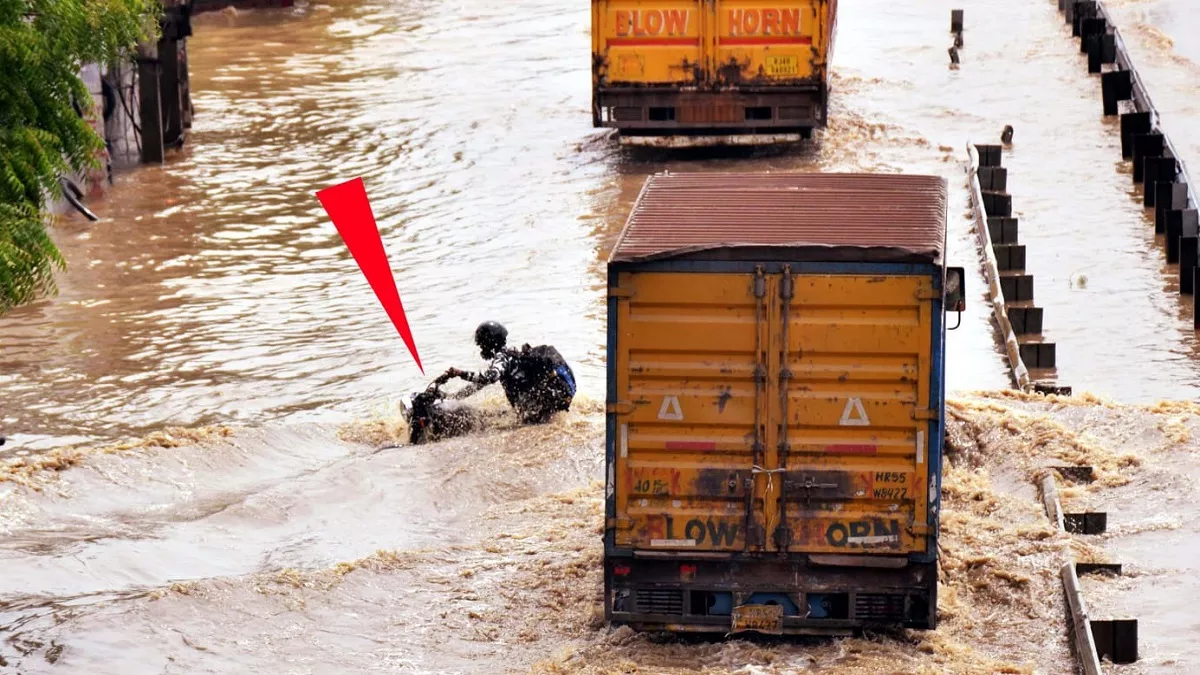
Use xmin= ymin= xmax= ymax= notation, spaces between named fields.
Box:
xmin=594 ymin=87 xmax=826 ymax=135
xmin=618 ymin=133 xmax=805 ymax=148
xmin=604 ymin=554 xmax=937 ymax=634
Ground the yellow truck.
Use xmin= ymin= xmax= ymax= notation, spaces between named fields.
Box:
xmin=590 ymin=0 xmax=837 ymax=146
xmin=603 ymin=172 xmax=965 ymax=634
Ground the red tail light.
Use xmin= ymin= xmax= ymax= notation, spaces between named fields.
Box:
xmin=613 ymin=564 xmax=631 ymax=576
xmin=680 ymin=564 xmax=697 ymax=575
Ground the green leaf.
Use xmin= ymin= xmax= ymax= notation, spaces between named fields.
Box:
xmin=0 ymin=0 xmax=157 ymax=313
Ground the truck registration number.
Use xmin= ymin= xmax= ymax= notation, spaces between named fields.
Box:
xmin=731 ymin=604 xmax=784 ymax=635
xmin=765 ymin=55 xmax=798 ymax=77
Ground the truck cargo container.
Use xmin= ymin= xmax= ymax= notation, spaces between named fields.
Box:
xmin=603 ymin=172 xmax=964 ymax=635
xmin=590 ymin=0 xmax=837 ymax=145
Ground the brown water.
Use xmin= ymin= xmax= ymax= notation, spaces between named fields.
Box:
xmin=3 ymin=0 xmax=1200 ymax=671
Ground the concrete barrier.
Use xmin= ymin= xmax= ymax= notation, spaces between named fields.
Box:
xmin=1055 ymin=0 xmax=1200 ymax=321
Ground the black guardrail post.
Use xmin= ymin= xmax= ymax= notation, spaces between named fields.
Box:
xmin=988 ymin=216 xmax=1019 ymax=245
xmin=1071 ymin=1 xmax=1098 ymax=37
xmin=1155 ymin=181 xmax=1187 ymax=213
xmin=1131 ymin=132 xmax=1164 ymax=183
xmin=1194 ymin=267 xmax=1200 ymax=326
xmin=1156 ymin=184 xmax=1188 ymax=245
xmin=1180 ymin=237 xmax=1198 ymax=294
xmin=1119 ymin=112 xmax=1151 ymax=158
xmin=1137 ymin=157 xmax=1176 ymax=210
xmin=1086 ymin=23 xmax=1117 ymax=74
xmin=1054 ymin=466 xmax=1096 ymax=483
xmin=1101 ymin=70 xmax=1132 ymax=116
xmin=1076 ymin=562 xmax=1122 ymax=576
xmin=1081 ymin=17 xmax=1106 ymax=53
xmin=1091 ymin=619 xmax=1139 ymax=664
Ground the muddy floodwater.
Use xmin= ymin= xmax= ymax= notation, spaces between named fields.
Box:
xmin=2 ymin=0 xmax=1200 ymax=672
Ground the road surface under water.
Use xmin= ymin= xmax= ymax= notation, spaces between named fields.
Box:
xmin=2 ymin=0 xmax=1200 ymax=672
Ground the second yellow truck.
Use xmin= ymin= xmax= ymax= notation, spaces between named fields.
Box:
xmin=591 ymin=0 xmax=837 ymax=145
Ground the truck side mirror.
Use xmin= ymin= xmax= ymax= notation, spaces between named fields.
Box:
xmin=946 ymin=266 xmax=966 ymax=314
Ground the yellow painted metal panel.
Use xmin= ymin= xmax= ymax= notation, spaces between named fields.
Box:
xmin=593 ymin=0 xmax=704 ymax=85
xmin=781 ymin=275 xmax=932 ymax=555
xmin=713 ymin=0 xmax=826 ymax=85
xmin=792 ymin=353 xmax=919 ymax=384
xmin=611 ymin=270 xmax=933 ymax=558
xmin=593 ymin=0 xmax=829 ymax=87
xmin=613 ymin=271 xmax=766 ymax=552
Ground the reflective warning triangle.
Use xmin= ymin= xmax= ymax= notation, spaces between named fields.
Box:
xmin=658 ymin=396 xmax=683 ymax=421
xmin=839 ymin=397 xmax=871 ymax=426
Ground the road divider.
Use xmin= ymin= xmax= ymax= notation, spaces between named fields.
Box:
xmin=967 ymin=143 xmax=1067 ymax=393
xmin=1041 ymin=471 xmax=1139 ymax=668
xmin=1056 ymin=0 xmax=1200 ymax=327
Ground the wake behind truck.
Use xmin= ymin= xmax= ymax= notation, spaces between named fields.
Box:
xmin=603 ymin=172 xmax=965 ymax=634
xmin=591 ymin=0 xmax=837 ymax=146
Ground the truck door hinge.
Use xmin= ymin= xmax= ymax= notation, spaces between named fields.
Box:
xmin=749 ymin=524 xmax=766 ymax=547
xmin=607 ymin=401 xmax=635 ymax=415
xmin=912 ymin=408 xmax=937 ymax=421
xmin=915 ymin=288 xmax=941 ymax=300
xmin=773 ymin=525 xmax=792 ymax=549
xmin=608 ymin=286 xmax=635 ymax=298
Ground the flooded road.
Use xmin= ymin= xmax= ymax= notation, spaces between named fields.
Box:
xmin=2 ymin=0 xmax=1200 ymax=671
xmin=5 ymin=0 xmax=1200 ymax=452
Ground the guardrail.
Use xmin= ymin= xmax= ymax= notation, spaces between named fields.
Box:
xmin=1056 ymin=0 xmax=1200 ymax=326
xmin=1041 ymin=470 xmax=1139 ymax=668
xmin=966 ymin=143 xmax=1068 ymax=394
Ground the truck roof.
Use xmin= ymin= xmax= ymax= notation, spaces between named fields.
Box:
xmin=608 ymin=172 xmax=948 ymax=265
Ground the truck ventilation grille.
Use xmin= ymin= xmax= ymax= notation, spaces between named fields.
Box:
xmin=855 ymin=594 xmax=906 ymax=622
xmin=635 ymin=589 xmax=684 ymax=615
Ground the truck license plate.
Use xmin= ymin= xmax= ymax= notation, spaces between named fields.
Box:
xmin=731 ymin=604 xmax=784 ymax=635
xmin=765 ymin=55 xmax=798 ymax=77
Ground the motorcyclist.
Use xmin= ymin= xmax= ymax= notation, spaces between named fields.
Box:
xmin=435 ymin=321 xmax=576 ymax=424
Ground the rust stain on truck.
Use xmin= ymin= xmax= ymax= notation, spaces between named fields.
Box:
xmin=604 ymin=172 xmax=956 ymax=635
xmin=591 ymin=0 xmax=837 ymax=141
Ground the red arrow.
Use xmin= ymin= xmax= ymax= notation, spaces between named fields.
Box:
xmin=316 ymin=177 xmax=423 ymax=374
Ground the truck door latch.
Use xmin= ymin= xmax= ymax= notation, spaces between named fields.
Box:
xmin=795 ymin=475 xmax=838 ymax=504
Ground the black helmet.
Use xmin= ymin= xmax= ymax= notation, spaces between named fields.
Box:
xmin=474 ymin=321 xmax=508 ymax=358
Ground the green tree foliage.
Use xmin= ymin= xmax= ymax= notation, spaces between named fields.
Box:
xmin=0 ymin=0 xmax=159 ymax=313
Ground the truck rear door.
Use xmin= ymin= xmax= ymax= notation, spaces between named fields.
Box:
xmin=713 ymin=0 xmax=827 ymax=85
xmin=780 ymin=271 xmax=934 ymax=555
xmin=594 ymin=0 xmax=705 ymax=85
xmin=610 ymin=267 xmax=934 ymax=557
xmin=611 ymin=270 xmax=770 ymax=553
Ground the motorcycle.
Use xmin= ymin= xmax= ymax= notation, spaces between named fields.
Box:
xmin=399 ymin=380 xmax=446 ymax=445
xmin=398 ymin=379 xmax=483 ymax=445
